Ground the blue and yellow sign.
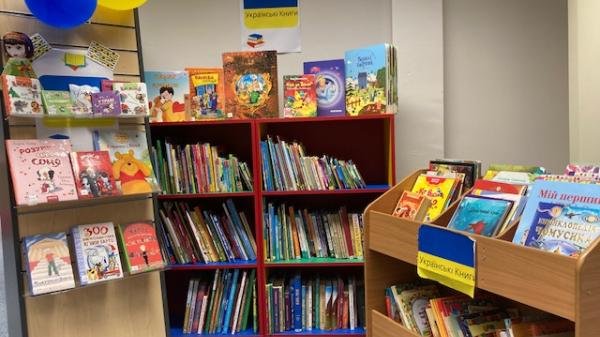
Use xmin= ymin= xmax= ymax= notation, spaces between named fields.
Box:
xmin=241 ymin=0 xmax=301 ymax=53
xmin=417 ymin=225 xmax=476 ymax=297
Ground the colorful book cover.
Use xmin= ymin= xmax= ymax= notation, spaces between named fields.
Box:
xmin=69 ymin=84 xmax=99 ymax=114
xmin=70 ymin=151 xmax=119 ymax=199
xmin=411 ymin=175 xmax=457 ymax=222
xmin=100 ymin=79 xmax=125 ymax=92
xmin=222 ymin=50 xmax=279 ymax=118
xmin=23 ymin=232 xmax=76 ymax=296
xmin=429 ymin=160 xmax=481 ymax=190
xmin=72 ymin=222 xmax=123 ymax=285
xmin=392 ymin=190 xmax=431 ymax=221
xmin=565 ymin=164 xmax=600 ymax=176
xmin=483 ymin=164 xmax=545 ymax=185
xmin=1 ymin=75 xmax=43 ymax=116
xmin=283 ymin=74 xmax=317 ymax=118
xmin=6 ymin=139 xmax=77 ymax=205
xmin=93 ymin=129 xmax=159 ymax=195
xmin=41 ymin=90 xmax=74 ymax=115
xmin=186 ymin=67 xmax=226 ymax=120
xmin=344 ymin=44 xmax=390 ymax=115
xmin=145 ymin=71 xmax=189 ymax=122
xmin=117 ymin=221 xmax=165 ymax=273
xmin=447 ymin=195 xmax=513 ymax=237
xmin=113 ymin=82 xmax=149 ymax=116
xmin=303 ymin=59 xmax=346 ymax=116
xmin=91 ymin=91 xmax=122 ymax=115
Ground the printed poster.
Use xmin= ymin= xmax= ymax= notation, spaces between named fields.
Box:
xmin=240 ymin=0 xmax=301 ymax=53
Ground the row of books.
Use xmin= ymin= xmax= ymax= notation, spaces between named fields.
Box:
xmin=264 ymin=202 xmax=364 ymax=261
xmin=6 ymin=129 xmax=159 ymax=206
xmin=157 ymin=199 xmax=257 ymax=265
xmin=152 ymin=139 xmax=253 ymax=194
xmin=261 ymin=136 xmax=366 ymax=191
xmin=266 ymin=274 xmax=364 ymax=333
xmin=181 ymin=269 xmax=257 ymax=335
xmin=24 ymin=221 xmax=163 ymax=296
xmin=385 ymin=283 xmax=573 ymax=337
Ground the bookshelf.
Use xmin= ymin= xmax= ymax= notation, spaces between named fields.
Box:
xmin=152 ymin=114 xmax=395 ymax=337
xmin=363 ymin=170 xmax=600 ymax=337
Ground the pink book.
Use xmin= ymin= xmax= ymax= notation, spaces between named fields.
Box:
xmin=6 ymin=139 xmax=78 ymax=205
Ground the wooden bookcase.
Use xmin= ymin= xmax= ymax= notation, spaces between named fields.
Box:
xmin=363 ymin=170 xmax=600 ymax=337
xmin=151 ymin=114 xmax=396 ymax=337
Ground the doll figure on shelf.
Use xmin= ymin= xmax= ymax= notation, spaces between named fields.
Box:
xmin=2 ymin=31 xmax=36 ymax=78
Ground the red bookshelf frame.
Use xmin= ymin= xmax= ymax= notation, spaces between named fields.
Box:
xmin=150 ymin=115 xmax=395 ymax=337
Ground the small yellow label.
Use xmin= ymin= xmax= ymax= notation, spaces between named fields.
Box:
xmin=43 ymin=117 xmax=118 ymax=128
xmin=417 ymin=251 xmax=476 ymax=297
xmin=244 ymin=7 xmax=299 ymax=29
xmin=191 ymin=73 xmax=219 ymax=87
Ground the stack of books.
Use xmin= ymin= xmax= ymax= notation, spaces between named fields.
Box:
xmin=264 ymin=202 xmax=364 ymax=262
xmin=157 ymin=199 xmax=256 ymax=265
xmin=260 ymin=136 xmax=366 ymax=191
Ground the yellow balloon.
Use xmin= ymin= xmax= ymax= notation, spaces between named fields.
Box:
xmin=98 ymin=0 xmax=147 ymax=11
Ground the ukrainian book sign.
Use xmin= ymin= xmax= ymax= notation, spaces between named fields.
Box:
xmin=241 ymin=0 xmax=301 ymax=53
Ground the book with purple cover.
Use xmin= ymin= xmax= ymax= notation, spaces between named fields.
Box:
xmin=91 ymin=91 xmax=121 ymax=115
xmin=303 ymin=59 xmax=345 ymax=116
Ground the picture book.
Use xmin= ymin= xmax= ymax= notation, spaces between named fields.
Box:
xmin=1 ymin=75 xmax=43 ymax=116
xmin=303 ymin=59 xmax=346 ymax=116
xmin=91 ymin=91 xmax=121 ymax=115
xmin=483 ymin=164 xmax=545 ymax=185
xmin=222 ymin=50 xmax=279 ymax=118
xmin=6 ymin=139 xmax=77 ymax=205
xmin=447 ymin=195 xmax=513 ymax=237
xmin=100 ymin=79 xmax=125 ymax=92
xmin=429 ymin=159 xmax=481 ymax=190
xmin=113 ymin=82 xmax=149 ymax=116
xmin=283 ymin=74 xmax=317 ymax=118
xmin=69 ymin=84 xmax=99 ymax=114
xmin=472 ymin=179 xmax=527 ymax=195
xmin=117 ymin=221 xmax=164 ymax=274
xmin=93 ymin=129 xmax=159 ymax=195
xmin=186 ymin=67 xmax=226 ymax=120
xmin=392 ymin=191 xmax=431 ymax=221
xmin=411 ymin=175 xmax=457 ymax=222
xmin=23 ymin=232 xmax=76 ymax=296
xmin=72 ymin=222 xmax=123 ymax=285
xmin=70 ymin=151 xmax=119 ymax=199
xmin=564 ymin=164 xmax=600 ymax=176
xmin=41 ymin=90 xmax=73 ymax=115
xmin=145 ymin=71 xmax=189 ymax=122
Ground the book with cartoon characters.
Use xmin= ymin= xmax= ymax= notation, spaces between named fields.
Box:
xmin=145 ymin=71 xmax=189 ymax=123
xmin=186 ymin=67 xmax=226 ymax=120
xmin=93 ymin=129 xmax=159 ymax=195
xmin=1 ymin=74 xmax=43 ymax=116
xmin=283 ymin=74 xmax=317 ymax=118
xmin=113 ymin=82 xmax=149 ymax=116
xmin=41 ymin=90 xmax=74 ymax=116
xmin=410 ymin=174 xmax=457 ymax=222
xmin=72 ymin=222 xmax=123 ymax=285
xmin=69 ymin=84 xmax=99 ymax=115
xmin=91 ymin=91 xmax=122 ymax=115
xmin=222 ymin=50 xmax=278 ymax=119
xmin=23 ymin=232 xmax=76 ymax=295
xmin=6 ymin=139 xmax=78 ymax=205
xmin=70 ymin=151 xmax=119 ymax=199
xmin=117 ymin=221 xmax=164 ymax=274
xmin=303 ymin=59 xmax=346 ymax=116
xmin=447 ymin=195 xmax=513 ymax=237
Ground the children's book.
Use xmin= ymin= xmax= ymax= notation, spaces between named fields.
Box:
xmin=303 ymin=59 xmax=346 ymax=116
xmin=392 ymin=190 xmax=431 ymax=221
xmin=70 ymin=151 xmax=119 ymax=199
xmin=100 ymin=79 xmax=126 ymax=92
xmin=447 ymin=195 xmax=513 ymax=237
xmin=429 ymin=159 xmax=482 ymax=190
xmin=145 ymin=71 xmax=189 ymax=122
xmin=69 ymin=84 xmax=99 ymax=115
xmin=411 ymin=175 xmax=457 ymax=222
xmin=113 ymin=82 xmax=149 ymax=116
xmin=23 ymin=232 xmax=76 ymax=295
xmin=6 ymin=139 xmax=77 ymax=205
xmin=483 ymin=164 xmax=545 ymax=185
xmin=186 ymin=67 xmax=226 ymax=120
xmin=91 ymin=91 xmax=121 ymax=115
xmin=72 ymin=222 xmax=123 ymax=285
xmin=565 ymin=164 xmax=600 ymax=176
xmin=42 ymin=90 xmax=74 ymax=115
xmin=283 ymin=74 xmax=317 ymax=118
xmin=222 ymin=50 xmax=279 ymax=118
xmin=1 ymin=75 xmax=43 ymax=116
xmin=93 ymin=129 xmax=159 ymax=195
xmin=117 ymin=221 xmax=164 ymax=274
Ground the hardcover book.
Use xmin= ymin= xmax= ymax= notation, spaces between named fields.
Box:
xmin=69 ymin=84 xmax=99 ymax=114
xmin=411 ymin=175 xmax=457 ymax=222
xmin=186 ymin=67 xmax=226 ymax=120
xmin=283 ymin=75 xmax=317 ymax=118
xmin=1 ymin=74 xmax=43 ymax=116
xmin=42 ymin=90 xmax=74 ymax=115
xmin=23 ymin=232 xmax=76 ymax=295
xmin=447 ymin=195 xmax=513 ymax=237
xmin=303 ymin=59 xmax=345 ymax=116
xmin=72 ymin=222 xmax=123 ymax=285
xmin=392 ymin=191 xmax=431 ymax=221
xmin=100 ymin=79 xmax=126 ymax=92
xmin=6 ymin=139 xmax=77 ymax=205
xmin=145 ymin=71 xmax=190 ymax=122
xmin=91 ymin=91 xmax=122 ymax=115
xmin=117 ymin=221 xmax=164 ymax=273
xmin=429 ymin=159 xmax=482 ymax=190
xmin=222 ymin=50 xmax=278 ymax=118
xmin=113 ymin=82 xmax=149 ymax=116
xmin=70 ymin=151 xmax=119 ymax=198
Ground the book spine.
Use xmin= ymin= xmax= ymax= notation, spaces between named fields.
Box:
xmin=293 ymin=274 xmax=302 ymax=332
xmin=183 ymin=279 xmax=195 ymax=334
xmin=71 ymin=227 xmax=88 ymax=285
xmin=221 ymin=269 xmax=239 ymax=333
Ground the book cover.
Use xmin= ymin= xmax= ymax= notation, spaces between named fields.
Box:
xmin=93 ymin=129 xmax=159 ymax=195
xmin=69 ymin=84 xmax=99 ymax=114
xmin=303 ymin=59 xmax=346 ymax=116
xmin=100 ymin=79 xmax=125 ymax=92
xmin=113 ymin=82 xmax=149 ymax=116
xmin=447 ymin=195 xmax=513 ymax=237
xmin=117 ymin=221 xmax=164 ymax=273
xmin=429 ymin=160 xmax=480 ymax=190
xmin=1 ymin=74 xmax=43 ymax=116
xmin=91 ymin=91 xmax=122 ymax=115
xmin=23 ymin=232 xmax=76 ymax=296
xmin=6 ymin=139 xmax=77 ymax=205
xmin=145 ymin=71 xmax=189 ymax=122
xmin=345 ymin=44 xmax=390 ymax=115
xmin=186 ymin=67 xmax=226 ymax=120
xmin=222 ymin=50 xmax=279 ymax=118
xmin=42 ymin=90 xmax=74 ymax=115
xmin=283 ymin=74 xmax=317 ymax=118
xmin=71 ymin=222 xmax=123 ymax=285
xmin=411 ymin=175 xmax=457 ymax=222
xmin=392 ymin=190 xmax=431 ymax=221
xmin=399 ymin=285 xmax=439 ymax=336
xmin=70 ymin=151 xmax=119 ymax=198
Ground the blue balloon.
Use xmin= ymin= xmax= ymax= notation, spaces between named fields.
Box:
xmin=25 ymin=0 xmax=98 ymax=29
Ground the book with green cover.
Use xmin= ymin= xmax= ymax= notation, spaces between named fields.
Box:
xmin=42 ymin=90 xmax=73 ymax=115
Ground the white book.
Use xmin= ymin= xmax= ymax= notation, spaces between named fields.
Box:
xmin=307 ymin=281 xmax=313 ymax=331
xmin=197 ymin=294 xmax=209 ymax=334
xmin=349 ymin=278 xmax=356 ymax=330
xmin=187 ymin=280 xmax=199 ymax=333
xmin=231 ymin=271 xmax=247 ymax=334
xmin=71 ymin=222 xmax=123 ymax=285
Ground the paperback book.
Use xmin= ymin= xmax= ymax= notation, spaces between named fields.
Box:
xmin=303 ymin=59 xmax=345 ymax=116
xmin=283 ymin=74 xmax=317 ymax=118
xmin=186 ymin=67 xmax=226 ymax=119
xmin=117 ymin=221 xmax=164 ymax=273
xmin=1 ymin=74 xmax=43 ymax=116
xmin=113 ymin=82 xmax=149 ymax=116
xmin=411 ymin=174 xmax=458 ymax=222
xmin=392 ymin=191 xmax=431 ymax=221
xmin=91 ymin=91 xmax=121 ymax=115
xmin=42 ymin=90 xmax=74 ymax=115
xmin=70 ymin=151 xmax=119 ymax=198
xmin=145 ymin=70 xmax=190 ymax=122
xmin=447 ymin=195 xmax=513 ymax=237
xmin=69 ymin=84 xmax=99 ymax=114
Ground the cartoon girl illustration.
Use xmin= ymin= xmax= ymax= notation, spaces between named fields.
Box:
xmin=2 ymin=32 xmax=36 ymax=78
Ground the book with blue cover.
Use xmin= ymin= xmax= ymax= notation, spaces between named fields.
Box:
xmin=447 ymin=195 xmax=513 ymax=237
xmin=303 ymin=59 xmax=346 ymax=116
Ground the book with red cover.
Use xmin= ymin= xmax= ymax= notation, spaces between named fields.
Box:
xmin=117 ymin=221 xmax=165 ymax=274
xmin=392 ymin=190 xmax=431 ymax=221
xmin=283 ymin=74 xmax=317 ymax=118
xmin=70 ymin=151 xmax=119 ymax=199
xmin=339 ymin=207 xmax=355 ymax=257
xmin=472 ymin=179 xmax=526 ymax=195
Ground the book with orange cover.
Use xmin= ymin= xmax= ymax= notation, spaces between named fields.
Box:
xmin=392 ymin=190 xmax=431 ymax=221
xmin=186 ymin=67 xmax=226 ymax=120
